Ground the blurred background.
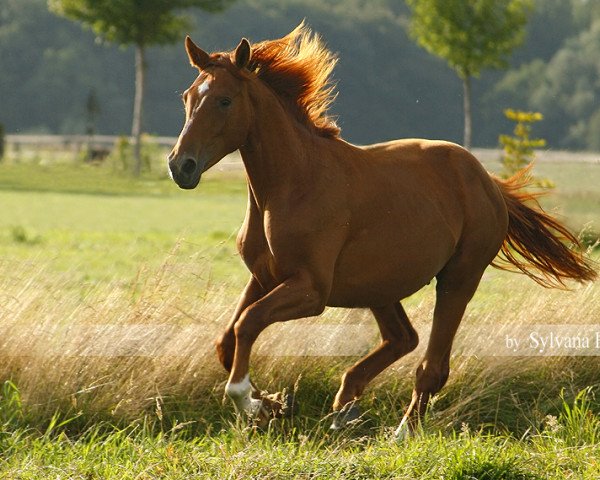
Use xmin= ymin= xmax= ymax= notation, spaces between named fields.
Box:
xmin=2 ymin=0 xmax=600 ymax=149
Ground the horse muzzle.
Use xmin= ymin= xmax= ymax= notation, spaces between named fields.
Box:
xmin=168 ymin=154 xmax=206 ymax=189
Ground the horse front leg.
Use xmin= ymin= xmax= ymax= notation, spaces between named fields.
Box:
xmin=215 ymin=276 xmax=265 ymax=372
xmin=224 ymin=270 xmax=326 ymax=426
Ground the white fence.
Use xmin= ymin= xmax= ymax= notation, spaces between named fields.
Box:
xmin=4 ymin=135 xmax=599 ymax=166
xmin=5 ymin=134 xmax=178 ymax=149
xmin=3 ymin=134 xmax=244 ymax=169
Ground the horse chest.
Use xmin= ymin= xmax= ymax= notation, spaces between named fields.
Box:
xmin=237 ymin=213 xmax=297 ymax=290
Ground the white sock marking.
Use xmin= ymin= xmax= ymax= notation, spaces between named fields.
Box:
xmin=225 ymin=374 xmax=263 ymax=415
xmin=394 ymin=417 xmax=410 ymax=442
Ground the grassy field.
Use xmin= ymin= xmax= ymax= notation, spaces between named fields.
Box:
xmin=0 ymin=155 xmax=599 ymax=478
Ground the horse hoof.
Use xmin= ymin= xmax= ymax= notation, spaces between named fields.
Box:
xmin=330 ymin=403 xmax=360 ymax=430
xmin=246 ymin=390 xmax=297 ymax=430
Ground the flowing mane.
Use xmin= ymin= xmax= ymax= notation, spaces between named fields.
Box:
xmin=238 ymin=23 xmax=340 ymax=138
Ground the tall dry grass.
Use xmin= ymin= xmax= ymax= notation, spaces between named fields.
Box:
xmin=0 ymin=250 xmax=598 ymax=434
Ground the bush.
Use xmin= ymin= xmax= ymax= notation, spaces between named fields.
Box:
xmin=499 ymin=109 xmax=553 ymax=187
xmin=109 ymin=134 xmax=161 ymax=174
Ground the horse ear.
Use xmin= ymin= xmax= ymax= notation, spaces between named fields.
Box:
xmin=234 ymin=38 xmax=252 ymax=69
xmin=185 ymin=36 xmax=210 ymax=70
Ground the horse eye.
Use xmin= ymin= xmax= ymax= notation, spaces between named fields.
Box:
xmin=219 ymin=97 xmax=232 ymax=108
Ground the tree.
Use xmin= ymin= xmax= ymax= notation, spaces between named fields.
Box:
xmin=499 ymin=109 xmax=555 ymax=189
xmin=499 ymin=109 xmax=546 ymax=177
xmin=406 ymin=0 xmax=533 ymax=149
xmin=494 ymin=17 xmax=600 ymax=150
xmin=49 ymin=0 xmax=233 ymax=175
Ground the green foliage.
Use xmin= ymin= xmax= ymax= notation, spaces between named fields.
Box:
xmin=3 ymin=0 xmax=600 ymax=147
xmin=572 ymin=0 xmax=600 ymax=29
xmin=557 ymin=387 xmax=600 ymax=446
xmin=0 ymin=123 xmax=4 ymax=161
xmin=406 ymin=0 xmax=533 ymax=79
xmin=0 ymin=380 xmax=598 ymax=478
xmin=0 ymin=157 xmax=599 ymax=477
xmin=109 ymin=134 xmax=160 ymax=174
xmin=48 ymin=0 xmax=236 ymax=177
xmin=0 ymin=381 xmax=24 ymax=429
xmin=578 ymin=224 xmax=600 ymax=252
xmin=446 ymin=459 xmax=540 ymax=480
xmin=406 ymin=0 xmax=533 ymax=148
xmin=140 ymin=134 xmax=162 ymax=173
xmin=10 ymin=225 xmax=43 ymax=245
xmin=111 ymin=135 xmax=133 ymax=172
xmin=499 ymin=108 xmax=546 ymax=177
xmin=493 ymin=18 xmax=600 ymax=149
xmin=48 ymin=0 xmax=233 ymax=47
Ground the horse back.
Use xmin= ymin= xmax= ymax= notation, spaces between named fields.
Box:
xmin=360 ymin=139 xmax=506 ymax=230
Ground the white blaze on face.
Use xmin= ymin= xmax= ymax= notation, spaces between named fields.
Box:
xmin=197 ymin=79 xmax=210 ymax=96
xmin=190 ymin=79 xmax=211 ymax=116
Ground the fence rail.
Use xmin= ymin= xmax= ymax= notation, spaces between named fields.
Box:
xmin=6 ymin=134 xmax=178 ymax=149
xmin=4 ymin=135 xmax=599 ymax=165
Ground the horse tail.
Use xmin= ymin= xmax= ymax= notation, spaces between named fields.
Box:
xmin=492 ymin=167 xmax=597 ymax=288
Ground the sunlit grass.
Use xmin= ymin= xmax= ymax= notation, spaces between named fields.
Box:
xmin=0 ymin=253 xmax=598 ymax=430
xmin=0 ymin=363 xmax=598 ymax=478
xmin=0 ymin=163 xmax=249 ymax=290
xmin=0 ymin=156 xmax=598 ymax=478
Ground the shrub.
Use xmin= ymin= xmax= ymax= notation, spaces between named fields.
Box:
xmin=499 ymin=109 xmax=553 ymax=187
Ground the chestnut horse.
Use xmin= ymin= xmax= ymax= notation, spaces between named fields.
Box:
xmin=167 ymin=25 xmax=596 ymax=436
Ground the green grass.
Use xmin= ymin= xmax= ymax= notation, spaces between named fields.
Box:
xmin=481 ymin=159 xmax=600 ymax=233
xmin=0 ymin=163 xmax=250 ymax=291
xmin=0 ymin=158 xmax=599 ymax=478
xmin=0 ymin=380 xmax=598 ymax=479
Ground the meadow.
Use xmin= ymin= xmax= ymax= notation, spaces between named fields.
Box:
xmin=0 ymin=151 xmax=599 ymax=479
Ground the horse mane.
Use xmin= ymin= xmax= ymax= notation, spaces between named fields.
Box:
xmin=238 ymin=23 xmax=340 ymax=138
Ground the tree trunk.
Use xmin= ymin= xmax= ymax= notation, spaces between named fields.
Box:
xmin=132 ymin=43 xmax=146 ymax=176
xmin=462 ymin=75 xmax=472 ymax=150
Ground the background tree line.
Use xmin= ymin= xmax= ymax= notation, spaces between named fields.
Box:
xmin=1 ymin=0 xmax=599 ymax=150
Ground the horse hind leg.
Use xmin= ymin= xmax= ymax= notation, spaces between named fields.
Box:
xmin=395 ymin=264 xmax=485 ymax=439
xmin=331 ymin=302 xmax=418 ymax=429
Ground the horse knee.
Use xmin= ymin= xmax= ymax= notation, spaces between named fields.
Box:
xmin=341 ymin=368 xmax=365 ymax=395
xmin=233 ymin=306 xmax=267 ymax=345
xmin=388 ymin=328 xmax=419 ymax=359
xmin=404 ymin=329 xmax=419 ymax=354
xmin=215 ymin=329 xmax=235 ymax=372
xmin=438 ymin=365 xmax=450 ymax=390
xmin=333 ymin=370 xmax=364 ymax=410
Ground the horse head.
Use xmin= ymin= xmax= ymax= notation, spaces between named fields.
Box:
xmin=168 ymin=37 xmax=252 ymax=189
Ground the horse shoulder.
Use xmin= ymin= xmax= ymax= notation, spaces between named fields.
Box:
xmin=237 ymin=193 xmax=269 ymax=268
xmin=256 ymin=188 xmax=350 ymax=293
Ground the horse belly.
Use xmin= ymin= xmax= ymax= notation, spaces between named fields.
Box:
xmin=327 ymin=228 xmax=455 ymax=307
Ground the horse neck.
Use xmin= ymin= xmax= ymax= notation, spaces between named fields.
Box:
xmin=239 ymin=84 xmax=318 ymax=208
